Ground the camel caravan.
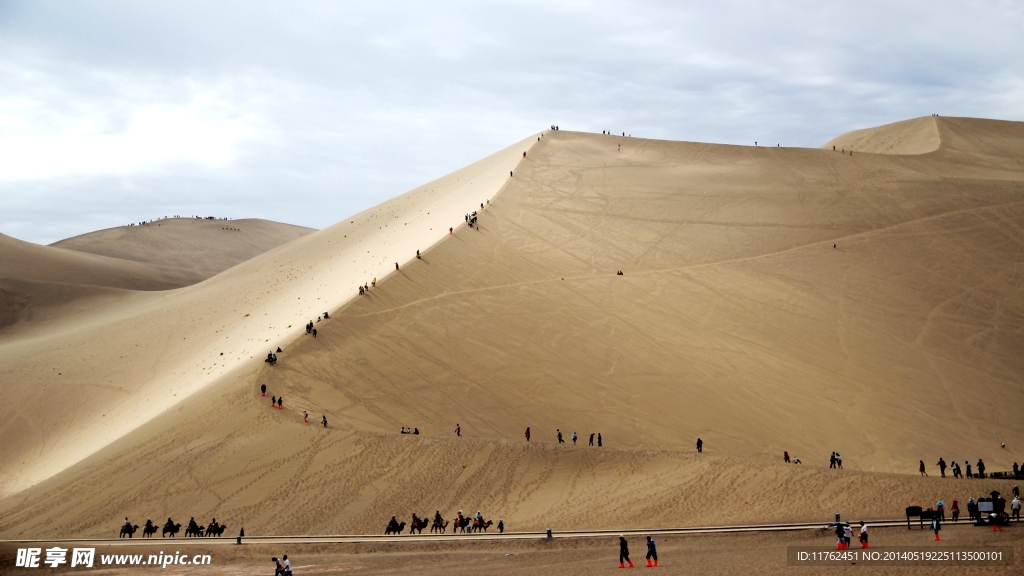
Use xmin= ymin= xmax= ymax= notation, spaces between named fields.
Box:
xmin=385 ymin=511 xmax=501 ymax=535
xmin=119 ymin=517 xmax=228 ymax=538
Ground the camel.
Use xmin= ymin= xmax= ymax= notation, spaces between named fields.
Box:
xmin=142 ymin=523 xmax=157 ymax=538
xmin=162 ymin=523 xmax=181 ymax=538
xmin=119 ymin=524 xmax=138 ymax=538
xmin=384 ymin=521 xmax=406 ymax=535
xmin=471 ymin=518 xmax=494 ymax=533
xmin=452 ymin=516 xmax=469 ymax=533
xmin=409 ymin=518 xmax=429 ymax=534
xmin=185 ymin=524 xmax=204 ymax=537
xmin=430 ymin=519 xmax=449 ymax=534
xmin=205 ymin=523 xmax=227 ymax=537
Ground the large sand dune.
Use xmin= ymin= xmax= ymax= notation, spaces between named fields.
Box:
xmin=1 ymin=118 xmax=1023 ymax=538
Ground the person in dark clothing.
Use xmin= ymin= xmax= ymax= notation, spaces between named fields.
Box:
xmin=312 ymin=328 xmax=317 ymax=338
xmin=919 ymin=460 xmax=927 ymax=476
xmin=598 ymin=433 xmax=602 ymax=447
xmin=978 ymin=459 xmax=986 ymax=478
xmin=645 ymin=536 xmax=658 ymax=567
xmin=619 ymin=536 xmax=634 ymax=568
xmin=557 ymin=429 xmax=564 ymax=444
xmin=831 ymin=452 xmax=837 ymax=468
xmin=322 ymin=415 xmax=328 ymax=427
xmin=696 ymin=438 xmax=703 ymax=453
xmin=277 ymin=397 xmax=283 ymax=409
xmin=966 ymin=462 xmax=973 ymax=478
xmin=937 ymin=458 xmax=947 ymax=477
xmin=525 ymin=427 xmax=530 ymax=441
xmin=589 ymin=433 xmax=595 ymax=446
xmin=261 ymin=384 xmax=266 ymax=396
xmin=272 ymin=395 xmax=276 ymax=407
xmin=498 ymin=519 xmax=504 ymax=533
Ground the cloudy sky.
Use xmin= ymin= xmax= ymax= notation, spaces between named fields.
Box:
xmin=2 ymin=1 xmax=1022 ymax=244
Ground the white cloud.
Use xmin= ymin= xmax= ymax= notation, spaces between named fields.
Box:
xmin=0 ymin=80 xmax=256 ymax=180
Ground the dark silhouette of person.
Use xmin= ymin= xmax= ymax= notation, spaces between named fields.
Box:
xmin=261 ymin=384 xmax=266 ymax=396
xmin=696 ymin=438 xmax=703 ymax=453
xmin=619 ymin=536 xmax=633 ymax=568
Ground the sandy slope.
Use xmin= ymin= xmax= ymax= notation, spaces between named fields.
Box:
xmin=0 ymin=134 xmax=537 ymax=496
xmin=51 ymin=218 xmax=315 ymax=282
xmin=2 ymin=118 xmax=1023 ymax=540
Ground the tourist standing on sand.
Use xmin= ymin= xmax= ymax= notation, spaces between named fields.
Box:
xmin=557 ymin=429 xmax=564 ymax=444
xmin=455 ymin=423 xmax=461 ymax=437
xmin=572 ymin=432 xmax=577 ymax=445
xmin=303 ymin=411 xmax=308 ymax=423
xmin=831 ymin=452 xmax=837 ymax=469
xmin=937 ymin=457 xmax=947 ymax=477
xmin=966 ymin=462 xmax=972 ymax=478
xmin=696 ymin=438 xmax=703 ymax=453
xmin=619 ymin=536 xmax=634 ymax=568
xmin=589 ymin=433 xmax=595 ymax=446
xmin=322 ymin=415 xmax=328 ymax=427
xmin=859 ymin=522 xmax=868 ymax=548
xmin=1012 ymin=496 xmax=1021 ymax=521
xmin=931 ymin=516 xmax=941 ymax=540
xmin=261 ymin=384 xmax=266 ymax=396
xmin=525 ymin=427 xmax=530 ymax=441
xmin=951 ymin=500 xmax=960 ymax=522
xmin=978 ymin=459 xmax=986 ymax=478
xmin=278 ymin=397 xmax=283 ymax=409
xmin=645 ymin=536 xmax=658 ymax=567
xmin=837 ymin=453 xmax=843 ymax=469
xmin=598 ymin=433 xmax=602 ymax=447
xmin=784 ymin=451 xmax=790 ymax=463
xmin=282 ymin=554 xmax=292 ymax=576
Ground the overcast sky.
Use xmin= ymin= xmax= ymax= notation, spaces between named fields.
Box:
xmin=2 ymin=1 xmax=1022 ymax=244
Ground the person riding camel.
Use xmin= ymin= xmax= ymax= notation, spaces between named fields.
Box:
xmin=412 ymin=512 xmax=421 ymax=526
xmin=164 ymin=517 xmax=175 ymax=530
xmin=475 ymin=511 xmax=483 ymax=524
xmin=434 ymin=510 xmax=443 ymax=523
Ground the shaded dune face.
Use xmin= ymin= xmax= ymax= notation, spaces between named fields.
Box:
xmin=2 ymin=119 xmax=1024 ymax=538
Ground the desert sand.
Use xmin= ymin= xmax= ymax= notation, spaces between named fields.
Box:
xmin=0 ymin=119 xmax=1022 ymax=550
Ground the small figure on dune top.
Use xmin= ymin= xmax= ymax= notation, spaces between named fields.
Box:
xmin=696 ymin=437 xmax=703 ymax=453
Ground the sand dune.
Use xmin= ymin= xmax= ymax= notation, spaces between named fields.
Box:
xmin=51 ymin=218 xmax=315 ymax=282
xmin=1 ymin=219 xmax=314 ymax=336
xmin=2 ymin=118 xmax=1023 ymax=539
